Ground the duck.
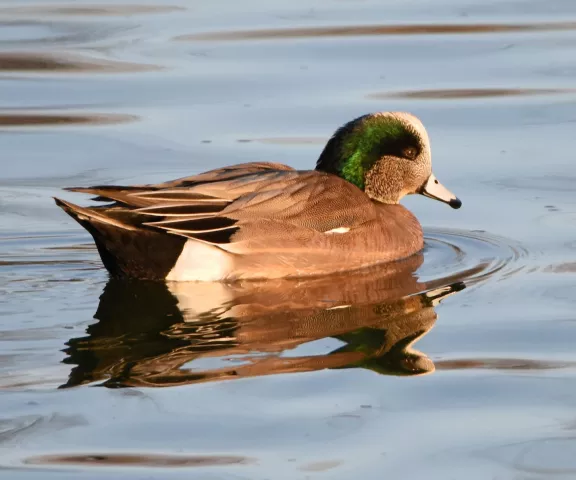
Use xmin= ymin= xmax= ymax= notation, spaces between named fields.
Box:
xmin=54 ymin=111 xmax=461 ymax=282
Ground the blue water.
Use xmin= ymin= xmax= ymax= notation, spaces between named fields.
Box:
xmin=2 ymin=0 xmax=576 ymax=478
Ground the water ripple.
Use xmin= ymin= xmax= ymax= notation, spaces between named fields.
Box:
xmin=0 ymin=52 xmax=160 ymax=74
xmin=24 ymin=453 xmax=252 ymax=468
xmin=0 ymin=112 xmax=137 ymax=127
xmin=0 ymin=20 xmax=133 ymax=46
xmin=1 ymin=4 xmax=185 ymax=18
xmin=178 ymin=21 xmax=576 ymax=42
xmin=436 ymin=358 xmax=574 ymax=371
xmin=371 ymin=88 xmax=575 ymax=100
xmin=421 ymin=228 xmax=529 ymax=287
xmin=236 ymin=136 xmax=325 ymax=145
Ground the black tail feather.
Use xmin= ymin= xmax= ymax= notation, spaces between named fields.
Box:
xmin=54 ymin=197 xmax=186 ymax=280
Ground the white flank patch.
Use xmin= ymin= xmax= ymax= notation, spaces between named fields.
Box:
xmin=166 ymin=240 xmax=233 ymax=282
xmin=324 ymin=227 xmax=350 ymax=234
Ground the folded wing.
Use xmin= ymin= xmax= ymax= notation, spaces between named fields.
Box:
xmin=60 ymin=162 xmax=379 ymax=248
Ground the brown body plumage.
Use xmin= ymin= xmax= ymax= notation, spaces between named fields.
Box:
xmin=55 ymin=112 xmax=461 ymax=281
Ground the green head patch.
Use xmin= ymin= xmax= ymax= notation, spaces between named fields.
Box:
xmin=315 ymin=114 xmax=421 ymax=189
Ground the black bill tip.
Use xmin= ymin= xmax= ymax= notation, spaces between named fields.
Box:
xmin=449 ymin=197 xmax=462 ymax=209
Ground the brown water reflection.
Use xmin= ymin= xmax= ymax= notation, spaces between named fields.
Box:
xmin=436 ymin=358 xmax=574 ymax=370
xmin=0 ymin=112 xmax=137 ymax=127
xmin=546 ymin=262 xmax=576 ymax=273
xmin=0 ymin=52 xmax=160 ymax=73
xmin=180 ymin=21 xmax=576 ymax=42
xmin=26 ymin=453 xmax=251 ymax=468
xmin=61 ymin=255 xmax=466 ymax=388
xmin=372 ymin=88 xmax=575 ymax=100
xmin=2 ymin=4 xmax=185 ymax=17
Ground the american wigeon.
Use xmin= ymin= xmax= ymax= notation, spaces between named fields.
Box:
xmin=55 ymin=111 xmax=461 ymax=281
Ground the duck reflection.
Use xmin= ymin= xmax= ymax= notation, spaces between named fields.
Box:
xmin=61 ymin=254 xmax=465 ymax=388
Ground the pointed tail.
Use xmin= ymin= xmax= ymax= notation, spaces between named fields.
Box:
xmin=54 ymin=197 xmax=186 ymax=280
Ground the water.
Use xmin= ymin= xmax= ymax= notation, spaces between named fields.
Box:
xmin=1 ymin=0 xmax=576 ymax=477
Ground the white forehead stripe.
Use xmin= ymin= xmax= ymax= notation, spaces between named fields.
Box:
xmin=373 ymin=111 xmax=429 ymax=144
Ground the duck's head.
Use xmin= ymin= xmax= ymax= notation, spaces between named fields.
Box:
xmin=315 ymin=112 xmax=461 ymax=209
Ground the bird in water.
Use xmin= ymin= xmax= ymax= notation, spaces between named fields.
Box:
xmin=55 ymin=111 xmax=461 ymax=281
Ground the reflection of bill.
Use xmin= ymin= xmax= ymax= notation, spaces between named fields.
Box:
xmin=61 ymin=254 xmax=465 ymax=388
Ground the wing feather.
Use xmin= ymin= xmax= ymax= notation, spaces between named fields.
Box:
xmin=135 ymin=203 xmax=229 ymax=217
xmin=144 ymin=216 xmax=238 ymax=231
xmin=61 ymin=164 xmax=379 ymax=248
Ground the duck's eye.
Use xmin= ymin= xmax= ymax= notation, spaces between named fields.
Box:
xmin=401 ymin=146 xmax=418 ymax=160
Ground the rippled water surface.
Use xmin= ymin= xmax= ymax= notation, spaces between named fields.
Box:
xmin=2 ymin=0 xmax=576 ymax=478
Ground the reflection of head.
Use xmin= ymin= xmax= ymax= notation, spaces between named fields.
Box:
xmin=61 ymin=260 xmax=465 ymax=388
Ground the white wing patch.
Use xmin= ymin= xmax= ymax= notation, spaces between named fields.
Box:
xmin=324 ymin=227 xmax=350 ymax=234
xmin=325 ymin=305 xmax=351 ymax=311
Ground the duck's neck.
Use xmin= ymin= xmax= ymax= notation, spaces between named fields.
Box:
xmin=338 ymin=151 xmax=367 ymax=189
xmin=316 ymin=142 xmax=374 ymax=191
xmin=315 ymin=115 xmax=368 ymax=187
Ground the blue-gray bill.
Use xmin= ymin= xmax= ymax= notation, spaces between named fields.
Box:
xmin=419 ymin=173 xmax=462 ymax=209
